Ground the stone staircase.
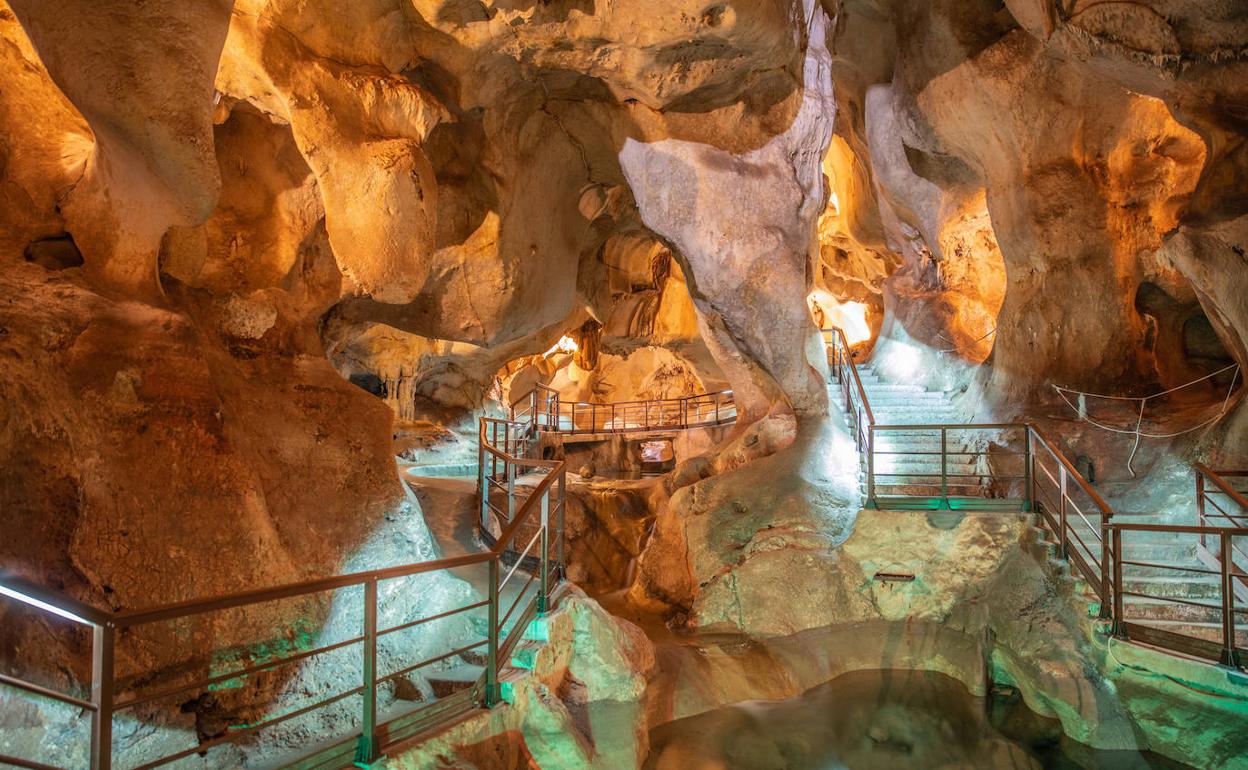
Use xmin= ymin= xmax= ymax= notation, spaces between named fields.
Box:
xmin=838 ymin=355 xmax=1247 ymax=652
xmin=1038 ymin=529 xmax=1248 ymax=649
xmin=837 ymin=363 xmax=996 ymax=502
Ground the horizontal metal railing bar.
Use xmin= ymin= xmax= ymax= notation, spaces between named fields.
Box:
xmin=870 ymin=451 xmax=1010 ymax=457
xmin=0 ymin=672 xmax=95 ymax=711
xmin=872 ymin=422 xmax=1022 ymax=431
xmin=380 ymin=684 xmax=481 ymax=743
xmin=873 ymin=474 xmax=1021 ymax=480
xmin=1068 ymin=547 xmax=1101 ymax=585
xmin=825 ymin=327 xmax=875 ymax=426
xmin=0 ymin=386 xmax=567 ymax=770
xmin=499 ymin=571 xmax=538 ymax=633
xmin=1071 ymin=511 xmax=1104 ymax=542
xmin=1120 ymin=559 xmax=1222 ymax=576
xmin=1030 ymin=426 xmax=1113 ymax=516
xmin=1119 ymin=591 xmax=1227 ymax=612
xmin=1067 ymin=537 xmax=1101 ymax=566
xmin=499 ymin=601 xmax=538 ymax=667
xmin=113 ymin=633 xmax=367 ymax=712
xmin=0 ymin=753 xmax=68 ymax=770
xmin=555 ymin=391 xmax=733 ymax=409
xmin=377 ymin=600 xmax=490 ymax=640
xmin=1196 ymin=463 xmax=1248 ymax=511
xmin=1108 ymin=522 xmax=1248 ymax=535
xmin=1205 ymin=509 xmax=1248 ymax=527
xmin=130 ymin=683 xmax=366 ymax=770
xmin=0 ymin=573 xmax=112 ymax=626
xmin=113 ymin=551 xmax=495 ymax=628
xmin=500 ymin=529 xmax=543 ymax=593
xmin=1120 ymin=622 xmax=1244 ymax=664
xmin=376 ymin=639 xmax=489 ymax=686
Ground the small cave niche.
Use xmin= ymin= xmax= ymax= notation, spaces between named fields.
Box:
xmin=1134 ymin=280 xmax=1238 ymax=393
xmin=1182 ymin=313 xmax=1234 ymax=367
xmin=348 ymin=372 xmax=387 ymax=398
xmin=636 ymin=438 xmax=675 ymax=474
xmin=24 ymin=233 xmax=83 ymax=271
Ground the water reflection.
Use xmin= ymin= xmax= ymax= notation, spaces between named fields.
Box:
xmin=645 ymin=670 xmax=1191 ymax=770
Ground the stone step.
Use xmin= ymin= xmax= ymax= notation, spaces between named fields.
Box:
xmin=871 ymin=435 xmax=982 ymax=446
xmin=426 ymin=663 xmax=486 ymax=698
xmin=1119 ymin=575 xmax=1224 ymax=599
xmin=1117 ymin=595 xmax=1224 ymax=623
xmin=404 ymin=462 xmax=478 ymax=478
xmin=1120 ymin=618 xmax=1248 ymax=647
xmin=867 ymin=417 xmax=968 ymax=426
xmin=859 ymin=387 xmax=949 ymax=397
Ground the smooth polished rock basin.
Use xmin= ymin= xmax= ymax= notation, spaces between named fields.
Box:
xmin=644 ymin=669 xmax=1193 ymax=770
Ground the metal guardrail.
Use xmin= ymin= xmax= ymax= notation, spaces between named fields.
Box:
xmin=0 ymin=420 xmax=565 ymax=770
xmin=821 ymin=325 xmax=1246 ymax=669
xmin=511 ymin=383 xmax=736 ymax=436
xmin=1107 ymin=521 xmax=1246 ymax=667
xmin=825 ymin=326 xmax=874 ymax=469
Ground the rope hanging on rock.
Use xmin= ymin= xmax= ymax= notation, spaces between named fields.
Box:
xmin=1053 ymin=362 xmax=1241 ymax=477
xmin=934 ymin=326 xmax=997 ymax=354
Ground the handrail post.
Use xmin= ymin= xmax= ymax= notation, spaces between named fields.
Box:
xmin=1221 ymin=531 xmax=1240 ymax=667
xmin=866 ymin=425 xmax=877 ymax=509
xmin=644 ymin=400 xmax=651 ymax=431
xmin=478 ymin=439 xmax=488 ymax=531
xmin=557 ymin=466 xmax=567 ymax=573
xmin=356 ymin=578 xmax=379 ymax=766
xmin=854 ymin=408 xmax=862 ymax=452
xmin=1197 ymin=471 xmax=1207 ymax=550
xmin=539 ymin=488 xmax=550 ymax=614
xmin=1111 ymin=527 xmax=1123 ymax=632
xmin=1022 ymin=428 xmax=1033 ymax=512
xmin=90 ymin=622 xmax=115 ymax=770
xmin=940 ymin=427 xmax=948 ymax=506
xmin=486 ymin=558 xmax=500 ymax=707
xmin=490 ymin=422 xmax=499 ymax=479
xmin=1059 ymin=465 xmax=1069 ymax=559
xmin=506 ymin=459 xmax=516 ymax=524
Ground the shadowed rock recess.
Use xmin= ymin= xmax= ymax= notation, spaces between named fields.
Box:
xmin=2 ymin=0 xmax=1248 ymax=769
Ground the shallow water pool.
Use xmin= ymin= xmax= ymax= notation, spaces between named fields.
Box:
xmin=644 ymin=669 xmax=1192 ymax=770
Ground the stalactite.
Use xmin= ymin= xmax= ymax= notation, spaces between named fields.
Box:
xmin=573 ymin=319 xmax=602 ymax=370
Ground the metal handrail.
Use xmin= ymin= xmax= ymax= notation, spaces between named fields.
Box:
xmin=1196 ymin=463 xmax=1248 ymax=529
xmin=818 ymin=325 xmax=1248 ymax=667
xmin=1106 ymin=520 xmax=1246 ymax=667
xmin=509 ymin=383 xmax=736 ymax=436
xmin=823 ymin=326 xmax=875 ymax=426
xmin=0 ymin=419 xmax=566 ymax=770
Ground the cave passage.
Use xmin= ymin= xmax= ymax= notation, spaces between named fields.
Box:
xmin=2 ymin=1 xmax=1248 ymax=769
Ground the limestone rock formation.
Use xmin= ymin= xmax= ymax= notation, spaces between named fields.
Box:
xmin=4 ymin=0 xmax=1248 ymax=768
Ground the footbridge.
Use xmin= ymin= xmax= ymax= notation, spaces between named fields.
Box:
xmin=0 ymin=420 xmax=567 ymax=770
xmin=2 ymin=332 xmax=1244 ymax=770
xmin=824 ymin=325 xmax=1248 ymax=670
xmin=511 ymin=383 xmax=736 ymax=436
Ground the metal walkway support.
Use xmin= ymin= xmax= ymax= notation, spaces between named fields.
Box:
xmin=0 ymin=421 xmax=566 ymax=770
xmin=822 ymin=326 xmax=1247 ymax=670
